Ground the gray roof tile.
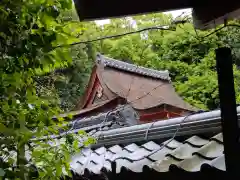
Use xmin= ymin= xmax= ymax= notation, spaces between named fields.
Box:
xmin=76 ymin=156 xmax=87 ymax=165
xmin=89 ymin=153 xmax=104 ymax=164
xmin=71 ymin=133 xmax=225 ymax=174
xmin=95 ymin=147 xmax=107 ymax=155
xmin=108 ymin=145 xmax=123 ymax=153
xmin=148 ymin=146 xmax=172 ymax=161
xmin=128 ymin=148 xmax=152 ymax=160
xmin=71 ymin=154 xmax=86 ymax=169
xmin=96 ymin=53 xmax=170 ymax=81
xmin=150 ymin=156 xmax=181 ymax=172
xmin=184 ymin=136 xmax=209 ymax=147
xmin=209 ymin=154 xmax=226 ymax=171
xmin=104 ymin=151 xmax=115 ymax=160
xmin=162 ymin=139 xmax=183 ymax=149
xmin=141 ymin=141 xmax=161 ymax=151
xmin=88 ymin=129 xmax=97 ymax=136
xmin=124 ymin=143 xmax=140 ymax=152
xmin=115 ymin=159 xmax=132 ymax=173
xmin=126 ymin=158 xmax=153 ymax=172
xmin=194 ymin=140 xmax=223 ymax=158
xmin=81 ymin=148 xmax=92 ymax=156
xmin=102 ymin=126 xmax=110 ymax=131
xmin=85 ymin=162 xmax=102 ymax=174
xmin=176 ymin=155 xmax=212 ymax=171
xmin=109 ymin=150 xmax=132 ymax=161
xmin=168 ymin=143 xmax=200 ymax=159
xmin=74 ymin=164 xmax=84 ymax=174
xmin=102 ymin=160 xmax=112 ymax=171
xmin=211 ymin=133 xmax=223 ymax=142
xmin=115 ymin=158 xmax=154 ymax=173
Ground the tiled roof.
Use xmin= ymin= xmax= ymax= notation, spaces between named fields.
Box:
xmin=71 ymin=133 xmax=224 ymax=174
xmin=67 ymin=105 xmax=138 ymax=135
xmin=67 ymin=106 xmax=240 ymax=176
xmin=40 ymin=105 xmax=138 ymax=140
xmin=96 ymin=53 xmax=171 ymax=81
xmin=95 ymin=54 xmax=196 ymax=111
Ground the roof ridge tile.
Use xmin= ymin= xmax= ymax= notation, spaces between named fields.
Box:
xmin=96 ymin=53 xmax=171 ymax=81
xmin=210 ymin=133 xmax=223 ymax=143
xmin=184 ymin=135 xmax=209 ymax=147
xmin=161 ymin=139 xmax=182 ymax=149
xmin=192 ymin=140 xmax=223 ymax=159
xmin=166 ymin=143 xmax=199 ymax=160
xmin=141 ymin=141 xmax=161 ymax=151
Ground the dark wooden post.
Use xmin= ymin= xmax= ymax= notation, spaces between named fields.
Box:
xmin=111 ymin=161 xmax=117 ymax=180
xmin=216 ymin=47 xmax=240 ymax=172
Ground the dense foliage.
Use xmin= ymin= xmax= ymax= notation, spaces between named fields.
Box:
xmin=51 ymin=14 xmax=240 ymax=111
xmin=0 ymin=0 xmax=92 ymax=179
xmin=1 ymin=1 xmax=240 ymax=179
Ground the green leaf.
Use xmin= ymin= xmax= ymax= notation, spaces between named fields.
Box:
xmin=78 ymin=130 xmax=86 ymax=135
xmin=0 ymin=123 xmax=15 ymax=136
xmin=55 ymin=162 xmax=62 ymax=177
xmin=0 ymin=168 xmax=5 ymax=177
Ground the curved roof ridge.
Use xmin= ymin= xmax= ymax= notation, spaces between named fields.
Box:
xmin=96 ymin=53 xmax=171 ymax=81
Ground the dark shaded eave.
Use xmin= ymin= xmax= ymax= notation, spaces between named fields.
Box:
xmin=73 ymin=0 xmax=240 ymax=29
xmin=58 ymin=97 xmax=122 ymax=119
xmin=192 ymin=6 xmax=240 ymax=29
xmin=70 ymin=166 xmax=226 ymax=180
xmin=73 ymin=0 xmax=189 ymax=21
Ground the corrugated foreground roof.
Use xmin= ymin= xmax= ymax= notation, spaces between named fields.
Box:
xmin=67 ymin=106 xmax=240 ymax=176
xmin=70 ymin=133 xmax=224 ymax=174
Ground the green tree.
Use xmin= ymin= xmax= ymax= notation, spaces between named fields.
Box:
xmin=85 ymin=13 xmax=240 ymax=110
xmin=53 ymin=44 xmax=95 ymax=111
xmin=0 ymin=0 xmax=93 ymax=179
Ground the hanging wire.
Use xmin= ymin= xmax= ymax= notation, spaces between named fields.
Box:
xmin=111 ymin=111 xmax=201 ymax=164
xmin=129 ymin=82 xmax=166 ymax=105
xmin=125 ymin=66 xmax=139 ymax=99
xmin=54 ymin=26 xmax=175 ymax=49
xmin=200 ymin=24 xmax=240 ymax=39
xmin=144 ymin=120 xmax=158 ymax=140
xmin=75 ymin=94 xmax=202 ymax=176
xmin=153 ymin=112 xmax=195 ymax=148
xmin=55 ymin=11 xmax=196 ymax=50
xmin=77 ymin=101 xmax=201 ymax=174
xmin=79 ymin=110 xmax=113 ymax=175
xmin=54 ymin=80 xmax=168 ymax=141
xmin=69 ymin=20 xmax=240 ymax=179
xmin=64 ymin=15 xmax=240 ymax=175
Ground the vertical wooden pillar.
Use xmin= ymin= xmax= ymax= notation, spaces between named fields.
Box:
xmin=216 ymin=47 xmax=240 ymax=172
xmin=111 ymin=161 xmax=117 ymax=180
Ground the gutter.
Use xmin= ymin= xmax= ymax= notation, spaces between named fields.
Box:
xmin=37 ymin=106 xmax=240 ymax=145
xmin=93 ymin=106 xmax=240 ymax=146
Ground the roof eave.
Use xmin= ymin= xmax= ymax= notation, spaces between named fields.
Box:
xmin=73 ymin=0 xmax=240 ymax=29
xmin=93 ymin=106 xmax=240 ymax=147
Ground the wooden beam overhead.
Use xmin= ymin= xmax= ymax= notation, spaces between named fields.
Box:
xmin=73 ymin=0 xmax=240 ymax=29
